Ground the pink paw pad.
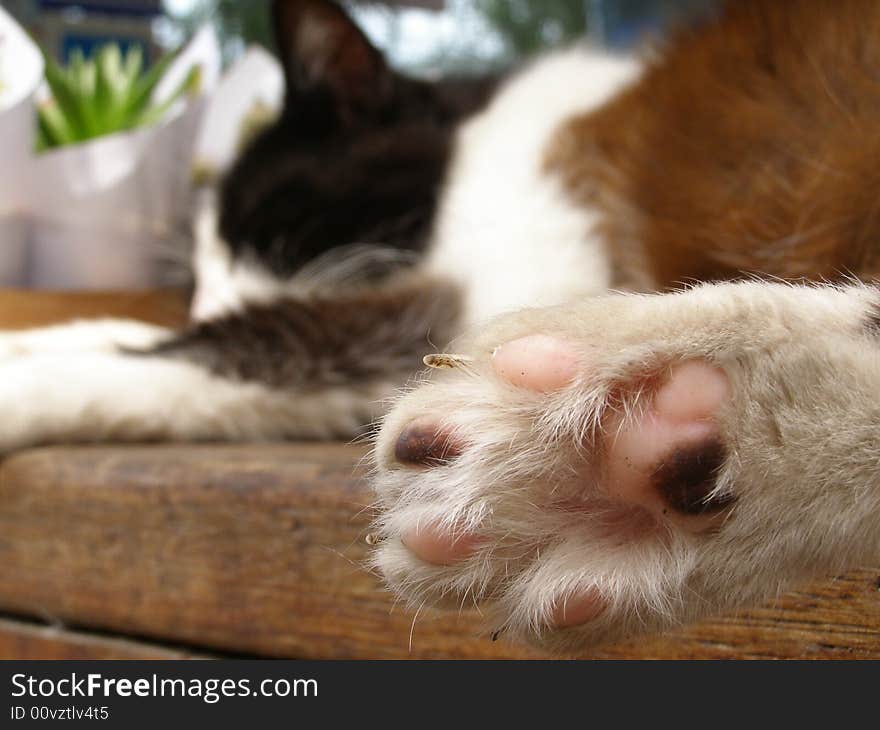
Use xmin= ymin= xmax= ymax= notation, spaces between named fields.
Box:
xmin=388 ymin=335 xmax=735 ymax=625
xmin=401 ymin=523 xmax=483 ymax=566
xmin=605 ymin=359 xmax=734 ymax=528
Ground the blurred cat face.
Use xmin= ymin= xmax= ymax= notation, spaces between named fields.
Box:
xmin=191 ymin=0 xmax=493 ymax=321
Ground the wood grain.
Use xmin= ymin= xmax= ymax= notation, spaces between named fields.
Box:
xmin=0 ymin=618 xmax=209 ymax=660
xmin=0 ymin=444 xmax=538 ymax=659
xmin=0 ymin=289 xmax=189 ymax=330
xmin=0 ymin=443 xmax=877 ymax=659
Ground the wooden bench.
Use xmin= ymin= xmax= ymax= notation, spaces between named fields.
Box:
xmin=1 ymin=289 xmax=878 ymax=659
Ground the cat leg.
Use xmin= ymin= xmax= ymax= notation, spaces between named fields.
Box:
xmin=371 ymin=281 xmax=880 ymax=653
xmin=0 ymin=319 xmax=172 ymax=359
xmin=0 ymin=350 xmax=393 ymax=452
xmin=0 ymin=276 xmax=461 ymax=450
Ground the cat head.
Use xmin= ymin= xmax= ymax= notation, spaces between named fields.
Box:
xmin=191 ymin=0 xmax=494 ymax=320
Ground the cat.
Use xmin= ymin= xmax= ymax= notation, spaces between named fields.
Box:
xmin=0 ymin=0 xmax=492 ymax=446
xmin=189 ymin=0 xmax=495 ymax=322
xmin=3 ymin=0 xmax=880 ymax=657
xmin=369 ymin=0 xmax=880 ymax=654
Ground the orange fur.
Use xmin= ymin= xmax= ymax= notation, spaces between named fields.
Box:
xmin=546 ymin=0 xmax=880 ymax=289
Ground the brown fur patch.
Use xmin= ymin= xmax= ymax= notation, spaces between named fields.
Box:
xmin=140 ymin=274 xmax=462 ymax=390
xmin=545 ymin=0 xmax=880 ymax=290
xmin=651 ymin=439 xmax=734 ymax=516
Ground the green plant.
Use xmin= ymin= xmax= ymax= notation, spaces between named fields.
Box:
xmin=36 ymin=44 xmax=201 ymax=152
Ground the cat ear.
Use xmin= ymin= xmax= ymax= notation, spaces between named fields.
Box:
xmin=272 ymin=0 xmax=394 ymax=120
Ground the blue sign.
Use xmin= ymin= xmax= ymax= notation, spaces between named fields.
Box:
xmin=60 ymin=34 xmax=149 ymax=62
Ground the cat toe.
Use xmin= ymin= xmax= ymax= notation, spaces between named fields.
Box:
xmin=394 ymin=418 xmax=463 ymax=468
xmin=401 ymin=522 xmax=483 ymax=566
xmin=491 ymin=334 xmax=580 ymax=392
xmin=602 ymin=359 xmax=735 ymax=532
xmin=489 ymin=337 xmax=735 ymax=532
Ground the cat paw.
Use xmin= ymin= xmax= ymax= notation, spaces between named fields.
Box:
xmin=370 ymin=283 xmax=880 ymax=653
xmin=0 ymin=320 xmax=171 ymax=361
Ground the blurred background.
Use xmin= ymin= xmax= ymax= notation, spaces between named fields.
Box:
xmin=0 ymin=0 xmax=720 ymax=292
xmin=2 ymin=0 xmax=720 ymax=73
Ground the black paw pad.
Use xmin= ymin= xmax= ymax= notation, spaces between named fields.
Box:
xmin=394 ymin=422 xmax=461 ymax=467
xmin=652 ymin=439 xmax=734 ymax=515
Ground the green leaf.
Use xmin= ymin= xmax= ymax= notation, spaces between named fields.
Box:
xmin=94 ymin=45 xmax=133 ymax=132
xmin=132 ymin=65 xmax=201 ymax=130
xmin=125 ymin=50 xmax=178 ymax=121
xmin=41 ymin=52 xmax=90 ymax=140
xmin=36 ymin=99 xmax=76 ymax=149
xmin=68 ymin=49 xmax=100 ymax=136
xmin=36 ymin=42 xmax=200 ymax=151
xmin=122 ymin=45 xmax=144 ymax=84
xmin=34 ymin=124 xmax=51 ymax=153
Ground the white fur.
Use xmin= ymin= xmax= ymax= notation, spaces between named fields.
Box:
xmin=0 ymin=319 xmax=171 ymax=358
xmin=189 ymin=191 xmax=416 ymax=321
xmin=190 ymin=191 xmax=287 ymax=321
xmin=425 ymin=48 xmax=642 ymax=325
xmin=0 ymin=350 xmax=394 ymax=453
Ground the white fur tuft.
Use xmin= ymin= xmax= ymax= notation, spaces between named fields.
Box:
xmin=425 ymin=47 xmax=642 ymax=326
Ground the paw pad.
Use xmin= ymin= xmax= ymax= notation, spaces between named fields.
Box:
xmin=394 ymin=418 xmax=462 ymax=467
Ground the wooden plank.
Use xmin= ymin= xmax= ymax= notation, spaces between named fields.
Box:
xmin=0 ymin=443 xmax=878 ymax=659
xmin=0 ymin=444 xmax=538 ymax=659
xmin=0 ymin=288 xmax=189 ymax=330
xmin=593 ymin=572 xmax=880 ymax=659
xmin=0 ymin=617 xmax=208 ymax=660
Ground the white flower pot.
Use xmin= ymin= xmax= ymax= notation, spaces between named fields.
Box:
xmin=0 ymin=215 xmax=28 ymax=287
xmin=194 ymin=45 xmax=284 ymax=177
xmin=0 ymin=6 xmax=42 ymax=287
xmin=22 ymin=25 xmax=222 ymax=290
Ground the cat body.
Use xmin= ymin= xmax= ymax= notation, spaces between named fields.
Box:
xmin=4 ymin=0 xmax=880 ymax=654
